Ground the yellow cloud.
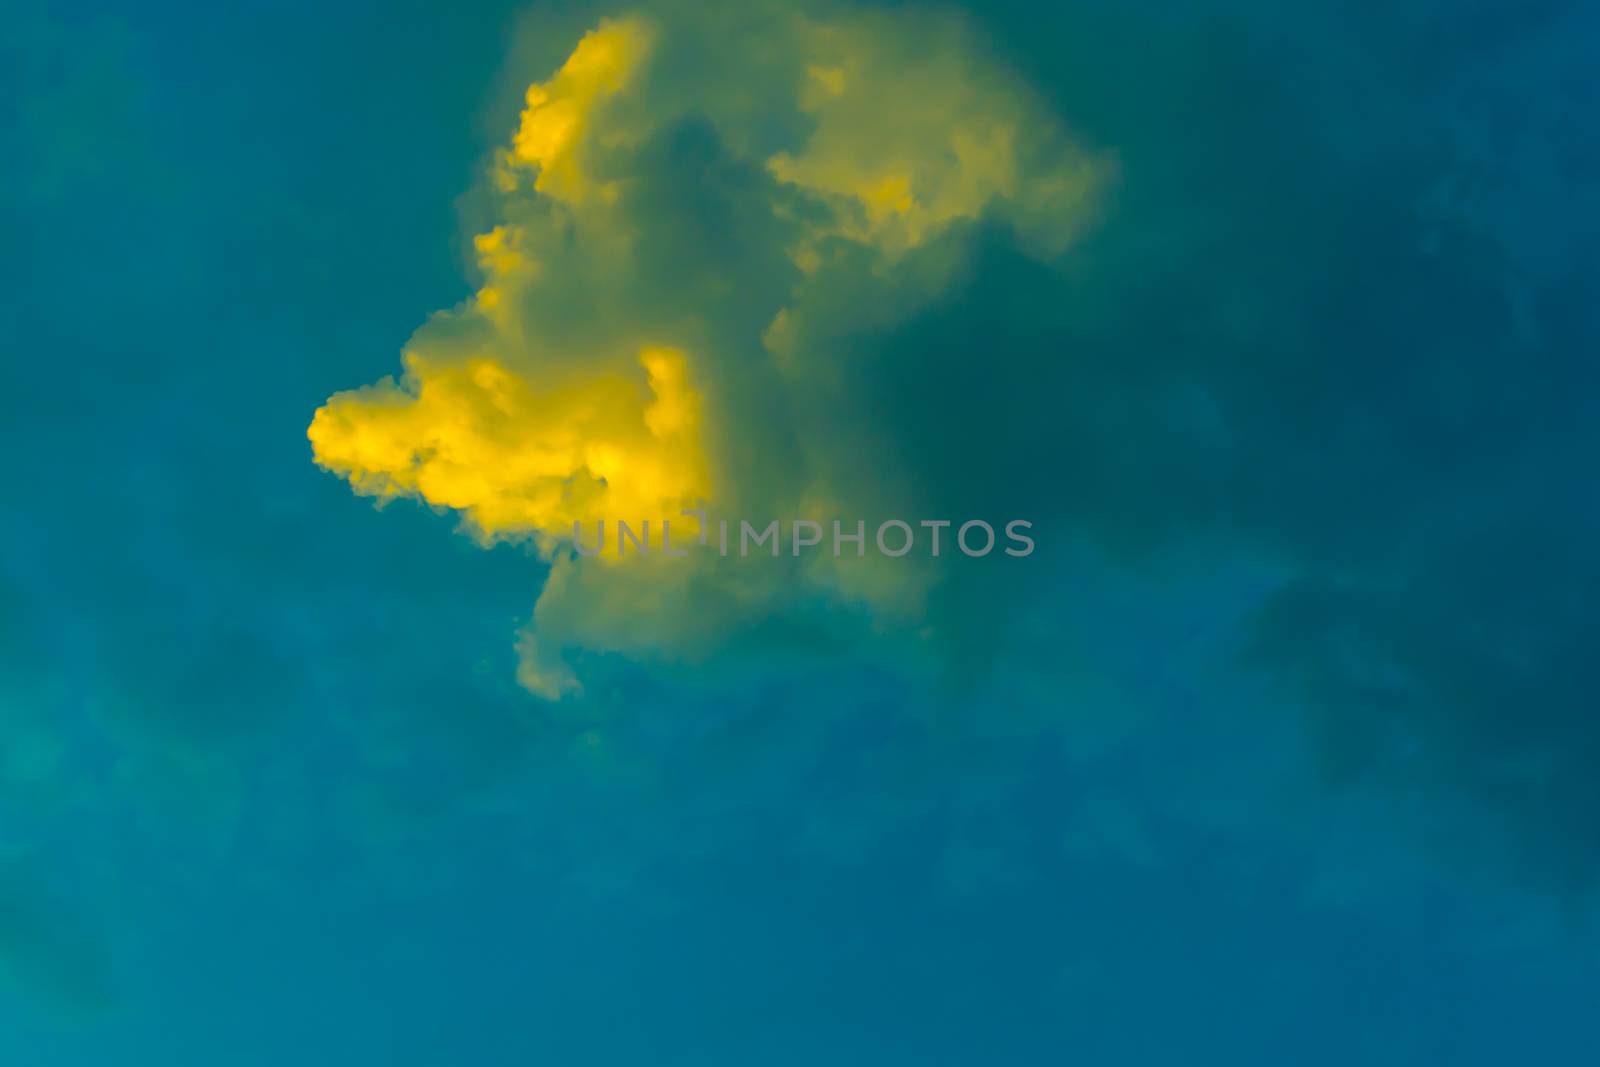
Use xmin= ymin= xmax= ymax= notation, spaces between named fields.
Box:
xmin=308 ymin=345 xmax=708 ymax=547
xmin=766 ymin=12 xmax=1106 ymax=260
xmin=308 ymin=3 xmax=1111 ymax=698
xmin=498 ymin=16 xmax=654 ymax=204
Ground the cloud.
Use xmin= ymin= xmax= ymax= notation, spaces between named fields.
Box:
xmin=309 ymin=344 xmax=709 ymax=550
xmin=309 ymin=2 xmax=1113 ymax=699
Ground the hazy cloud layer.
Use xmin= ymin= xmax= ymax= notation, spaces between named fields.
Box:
xmin=4 ymin=0 xmax=1599 ymax=1057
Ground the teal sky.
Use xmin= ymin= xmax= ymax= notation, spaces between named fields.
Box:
xmin=4 ymin=0 xmax=1599 ymax=1062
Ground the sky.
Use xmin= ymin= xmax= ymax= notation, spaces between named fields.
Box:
xmin=3 ymin=0 xmax=1599 ymax=1062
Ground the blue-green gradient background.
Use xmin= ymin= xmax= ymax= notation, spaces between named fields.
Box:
xmin=4 ymin=0 xmax=1598 ymax=1061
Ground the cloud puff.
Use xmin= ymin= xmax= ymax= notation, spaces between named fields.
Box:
xmin=310 ymin=344 xmax=708 ymax=550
